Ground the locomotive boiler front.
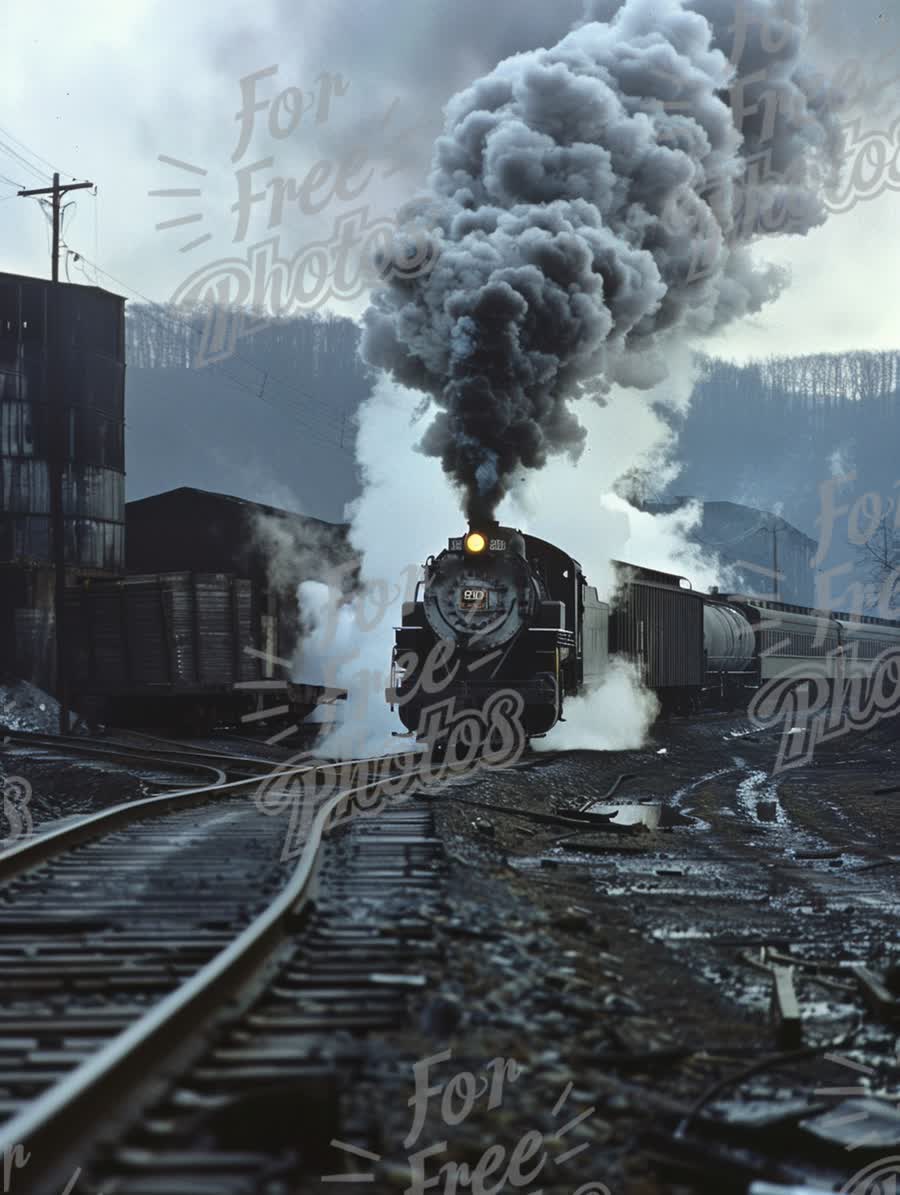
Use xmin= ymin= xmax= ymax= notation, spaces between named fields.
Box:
xmin=389 ymin=525 xmax=569 ymax=741
xmin=423 ymin=529 xmax=543 ymax=652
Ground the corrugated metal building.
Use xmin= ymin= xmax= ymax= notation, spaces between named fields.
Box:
xmin=0 ymin=271 xmax=125 ymax=685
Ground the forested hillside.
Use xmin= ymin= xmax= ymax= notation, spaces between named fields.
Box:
xmin=124 ymin=304 xmax=900 ymax=609
xmin=124 ymin=305 xmax=371 ymax=521
xmin=667 ymin=353 xmax=900 ymax=542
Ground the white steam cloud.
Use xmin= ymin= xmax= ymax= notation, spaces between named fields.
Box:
xmin=292 ymin=376 xmax=461 ymax=756
xmin=533 ymin=657 xmax=660 ymax=751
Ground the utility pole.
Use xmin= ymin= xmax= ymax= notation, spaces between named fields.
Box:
xmin=771 ymin=520 xmax=780 ymax=603
xmin=18 ymin=173 xmax=94 ymax=733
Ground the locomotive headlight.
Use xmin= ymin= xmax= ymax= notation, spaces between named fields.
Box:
xmin=465 ymin=531 xmax=487 ymax=554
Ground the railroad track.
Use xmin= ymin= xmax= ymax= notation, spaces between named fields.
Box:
xmin=1 ymin=729 xmax=288 ymax=786
xmin=0 ymin=747 xmax=436 ymax=1194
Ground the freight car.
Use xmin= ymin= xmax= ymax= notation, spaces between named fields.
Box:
xmin=609 ymin=562 xmax=704 ymax=714
xmin=64 ymin=572 xmax=342 ymax=732
xmin=703 ymin=593 xmax=900 ymax=704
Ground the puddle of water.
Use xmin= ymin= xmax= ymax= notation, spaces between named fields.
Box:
xmin=584 ymin=801 xmax=662 ymax=829
xmin=733 ymin=758 xmax=789 ymax=828
xmin=666 ymin=764 xmax=744 ymax=830
xmin=651 ymin=928 xmax=714 ymax=940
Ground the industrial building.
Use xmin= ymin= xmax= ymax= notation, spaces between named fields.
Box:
xmin=0 ymin=270 xmax=125 ymax=688
xmin=124 ymin=486 xmax=355 ymax=669
xmin=644 ymin=498 xmax=819 ymax=606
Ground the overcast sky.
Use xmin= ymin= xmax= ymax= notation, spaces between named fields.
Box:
xmin=2 ymin=0 xmax=899 ymax=369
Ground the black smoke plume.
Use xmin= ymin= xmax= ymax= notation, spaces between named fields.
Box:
xmin=361 ymin=0 xmax=842 ymax=522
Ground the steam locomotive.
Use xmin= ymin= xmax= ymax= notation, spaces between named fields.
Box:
xmin=388 ymin=524 xmax=900 ymax=739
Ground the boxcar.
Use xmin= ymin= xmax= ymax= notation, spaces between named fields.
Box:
xmin=609 ymin=563 xmax=705 ymax=712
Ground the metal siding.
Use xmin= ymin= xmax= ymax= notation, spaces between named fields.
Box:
xmin=610 ymin=579 xmax=704 ymax=689
xmin=581 ymin=590 xmax=609 ymax=688
xmin=0 ymin=402 xmax=36 ymax=456
xmin=0 ymin=273 xmax=125 ymax=572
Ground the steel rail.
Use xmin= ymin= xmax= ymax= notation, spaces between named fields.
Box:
xmin=0 ymin=761 xmax=425 ymax=1195
xmin=3 ymin=728 xmax=391 ymax=778
xmin=0 ymin=756 xmax=326 ymax=883
xmin=1 ymin=729 xmax=229 ymax=784
xmin=0 ymin=748 xmax=414 ymax=884
xmin=87 ymin=726 xmax=294 ymax=768
xmin=3 ymin=726 xmax=281 ymax=773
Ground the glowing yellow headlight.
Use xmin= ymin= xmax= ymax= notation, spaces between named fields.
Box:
xmin=465 ymin=531 xmax=487 ymax=554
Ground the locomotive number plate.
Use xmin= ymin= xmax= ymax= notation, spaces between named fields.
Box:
xmin=460 ymin=588 xmax=488 ymax=609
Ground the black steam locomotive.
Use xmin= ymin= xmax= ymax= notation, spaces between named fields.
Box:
xmin=388 ymin=524 xmax=900 ymax=741
xmin=388 ymin=524 xmax=704 ymax=737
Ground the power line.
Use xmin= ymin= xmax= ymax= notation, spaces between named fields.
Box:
xmin=694 ymin=520 xmax=772 ymax=549
xmin=0 ymin=136 xmax=49 ymax=185
xmin=0 ymin=123 xmax=75 ymax=181
xmin=67 ymin=249 xmax=353 ymax=450
xmin=67 ymin=250 xmax=352 ymax=452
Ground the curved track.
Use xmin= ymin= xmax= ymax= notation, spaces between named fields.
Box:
xmin=0 ymin=745 xmax=429 ymax=1194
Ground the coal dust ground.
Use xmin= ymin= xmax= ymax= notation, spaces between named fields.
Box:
xmin=337 ymin=710 xmax=900 ymax=1193
xmin=4 ymin=715 xmax=900 ymax=1192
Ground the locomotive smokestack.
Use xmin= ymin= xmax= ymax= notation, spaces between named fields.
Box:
xmin=361 ymin=0 xmax=842 ymax=519
xmin=469 ymin=517 xmax=500 ymax=535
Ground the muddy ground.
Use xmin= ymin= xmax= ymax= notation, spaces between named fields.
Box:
xmin=340 ymin=712 xmax=900 ymax=1193
xmin=4 ymin=716 xmax=900 ymax=1192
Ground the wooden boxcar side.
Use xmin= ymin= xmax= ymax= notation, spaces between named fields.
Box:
xmin=65 ymin=572 xmax=259 ymax=695
xmin=609 ymin=565 xmax=704 ymax=700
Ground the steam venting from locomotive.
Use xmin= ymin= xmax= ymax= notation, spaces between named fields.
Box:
xmin=361 ymin=0 xmax=841 ymax=522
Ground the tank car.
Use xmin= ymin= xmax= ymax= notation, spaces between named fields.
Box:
xmin=703 ymin=593 xmax=900 ymax=704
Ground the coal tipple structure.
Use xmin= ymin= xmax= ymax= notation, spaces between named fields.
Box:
xmin=0 ymin=270 xmax=125 ymax=688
